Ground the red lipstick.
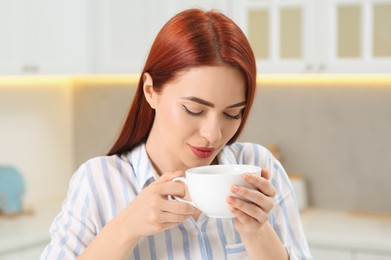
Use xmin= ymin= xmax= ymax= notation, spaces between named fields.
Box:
xmin=189 ymin=145 xmax=215 ymax=158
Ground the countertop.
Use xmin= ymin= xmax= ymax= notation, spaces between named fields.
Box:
xmin=1 ymin=201 xmax=391 ymax=255
xmin=0 ymin=199 xmax=62 ymax=255
xmin=301 ymin=208 xmax=391 ymax=254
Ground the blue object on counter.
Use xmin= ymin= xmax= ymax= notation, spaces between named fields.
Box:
xmin=0 ymin=166 xmax=26 ymax=214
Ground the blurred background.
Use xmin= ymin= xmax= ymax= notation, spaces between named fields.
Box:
xmin=0 ymin=0 xmax=390 ymax=259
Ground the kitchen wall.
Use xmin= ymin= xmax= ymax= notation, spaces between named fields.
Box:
xmin=73 ymin=80 xmax=137 ymax=166
xmin=242 ymin=84 xmax=391 ymax=213
xmin=73 ymin=78 xmax=391 ymax=213
xmin=1 ymin=77 xmax=391 ymax=213
xmin=0 ymin=79 xmax=74 ymax=205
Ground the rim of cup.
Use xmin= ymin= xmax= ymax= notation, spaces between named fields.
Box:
xmin=185 ymin=164 xmax=261 ymax=176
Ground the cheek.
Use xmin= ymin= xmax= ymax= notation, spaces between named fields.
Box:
xmin=158 ymin=105 xmax=192 ymax=131
xmin=223 ymin=120 xmax=242 ymax=139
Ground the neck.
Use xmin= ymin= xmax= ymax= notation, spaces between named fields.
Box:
xmin=145 ymin=126 xmax=186 ymax=176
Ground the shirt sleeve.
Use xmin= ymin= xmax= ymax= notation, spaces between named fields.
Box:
xmin=268 ymin=159 xmax=313 ymax=260
xmin=40 ymin=163 xmax=98 ymax=260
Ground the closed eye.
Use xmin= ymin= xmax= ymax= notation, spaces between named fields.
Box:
xmin=223 ymin=112 xmax=242 ymax=120
xmin=182 ymin=105 xmax=203 ymax=116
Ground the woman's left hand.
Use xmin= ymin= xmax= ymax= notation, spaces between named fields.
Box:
xmin=227 ymin=168 xmax=276 ymax=235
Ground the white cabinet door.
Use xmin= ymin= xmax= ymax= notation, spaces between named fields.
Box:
xmin=310 ymin=246 xmax=353 ymax=260
xmin=88 ymin=0 xmax=235 ymax=74
xmin=325 ymin=0 xmax=391 ymax=73
xmin=0 ymin=0 xmax=29 ymax=74
xmin=89 ymin=0 xmax=173 ymax=74
xmin=0 ymin=0 xmax=88 ymax=75
xmin=235 ymin=0 xmax=391 ymax=73
xmin=232 ymin=0 xmax=311 ymax=73
xmin=30 ymin=0 xmax=89 ymax=75
xmin=356 ymin=252 xmax=391 ymax=260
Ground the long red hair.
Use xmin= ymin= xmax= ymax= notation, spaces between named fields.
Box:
xmin=108 ymin=9 xmax=256 ymax=156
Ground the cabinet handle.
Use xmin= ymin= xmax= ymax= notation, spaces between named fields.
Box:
xmin=306 ymin=64 xmax=313 ymax=72
xmin=22 ymin=65 xmax=39 ymax=74
xmin=318 ymin=64 xmax=326 ymax=72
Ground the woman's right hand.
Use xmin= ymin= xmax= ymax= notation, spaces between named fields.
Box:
xmin=116 ymin=170 xmax=197 ymax=240
xmin=79 ymin=171 xmax=196 ymax=260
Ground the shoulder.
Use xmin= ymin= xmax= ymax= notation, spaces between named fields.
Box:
xmin=69 ymin=153 xmax=135 ymax=191
xmin=74 ymin=154 xmax=122 ymax=177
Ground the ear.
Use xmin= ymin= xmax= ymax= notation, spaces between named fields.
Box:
xmin=143 ymin=72 xmax=158 ymax=109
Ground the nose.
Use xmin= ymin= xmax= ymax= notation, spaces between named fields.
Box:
xmin=200 ymin=115 xmax=222 ymax=144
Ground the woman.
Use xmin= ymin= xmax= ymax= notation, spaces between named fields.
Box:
xmin=41 ymin=8 xmax=312 ymax=260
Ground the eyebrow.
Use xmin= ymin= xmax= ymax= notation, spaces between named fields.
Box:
xmin=181 ymin=96 xmax=246 ymax=109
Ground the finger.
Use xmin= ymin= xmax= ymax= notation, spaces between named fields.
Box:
xmin=228 ymin=196 xmax=263 ymax=219
xmin=161 ymin=200 xmax=197 ymax=215
xmin=228 ymin=197 xmax=269 ymax=224
xmin=145 ymin=212 xmax=190 ymax=234
xmin=230 ymin=206 xmax=252 ymax=222
xmin=230 ymin=206 xmax=262 ymax=228
xmin=243 ymin=173 xmax=276 ymax=197
xmin=155 ymin=170 xmax=184 ymax=184
xmin=231 ymin=185 xmax=274 ymax=211
xmin=158 ymin=181 xmax=187 ymax=198
xmin=158 ymin=211 xmax=191 ymax=224
xmin=261 ymin=168 xmax=271 ymax=180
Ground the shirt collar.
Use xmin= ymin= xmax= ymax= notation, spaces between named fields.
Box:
xmin=128 ymin=143 xmax=237 ymax=190
xmin=217 ymin=144 xmax=238 ymax=165
xmin=125 ymin=143 xmax=159 ymax=190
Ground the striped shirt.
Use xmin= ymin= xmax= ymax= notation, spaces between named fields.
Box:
xmin=40 ymin=142 xmax=312 ymax=259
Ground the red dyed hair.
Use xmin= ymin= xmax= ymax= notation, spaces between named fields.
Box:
xmin=108 ymin=8 xmax=256 ymax=155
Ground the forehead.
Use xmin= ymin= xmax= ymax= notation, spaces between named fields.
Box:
xmin=162 ymin=66 xmax=246 ymax=104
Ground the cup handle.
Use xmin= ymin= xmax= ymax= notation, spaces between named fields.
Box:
xmin=170 ymin=177 xmax=197 ymax=208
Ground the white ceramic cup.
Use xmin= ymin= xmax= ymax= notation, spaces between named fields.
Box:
xmin=172 ymin=164 xmax=261 ymax=218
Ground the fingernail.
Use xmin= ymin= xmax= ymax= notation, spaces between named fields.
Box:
xmin=227 ymin=196 xmax=235 ymax=204
xmin=231 ymin=185 xmax=239 ymax=193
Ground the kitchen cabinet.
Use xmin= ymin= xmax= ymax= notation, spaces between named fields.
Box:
xmin=232 ymin=0 xmax=391 ymax=73
xmin=311 ymin=246 xmax=353 ymax=260
xmin=0 ymin=199 xmax=61 ymax=260
xmin=1 ymin=0 xmax=390 ymax=75
xmin=356 ymin=252 xmax=391 ymax=260
xmin=88 ymin=0 xmax=167 ymax=73
xmin=0 ymin=243 xmax=46 ymax=260
xmin=310 ymin=246 xmax=391 ymax=260
xmin=88 ymin=0 xmax=235 ymax=74
xmin=301 ymin=209 xmax=391 ymax=260
xmin=0 ymin=0 xmax=26 ymax=74
xmin=0 ymin=0 xmax=88 ymax=75
xmin=1 ymin=0 xmax=234 ymax=75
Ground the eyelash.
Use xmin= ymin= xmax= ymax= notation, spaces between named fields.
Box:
xmin=183 ymin=105 xmax=202 ymax=116
xmin=182 ymin=105 xmax=242 ymax=120
xmin=225 ymin=113 xmax=242 ymax=120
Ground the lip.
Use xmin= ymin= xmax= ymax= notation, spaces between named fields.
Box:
xmin=189 ymin=145 xmax=215 ymax=159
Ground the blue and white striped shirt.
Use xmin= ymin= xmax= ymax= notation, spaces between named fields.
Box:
xmin=41 ymin=142 xmax=312 ymax=259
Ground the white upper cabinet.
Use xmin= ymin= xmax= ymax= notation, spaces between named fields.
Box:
xmin=1 ymin=0 xmax=389 ymax=75
xmin=90 ymin=0 xmax=156 ymax=73
xmin=0 ymin=0 xmax=88 ymax=75
xmin=0 ymin=0 xmax=27 ymax=74
xmin=88 ymin=0 xmax=171 ymax=74
xmin=88 ymin=0 xmax=235 ymax=74
xmin=232 ymin=0 xmax=391 ymax=73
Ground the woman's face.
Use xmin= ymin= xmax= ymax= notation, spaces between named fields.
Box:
xmin=145 ymin=65 xmax=246 ymax=173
